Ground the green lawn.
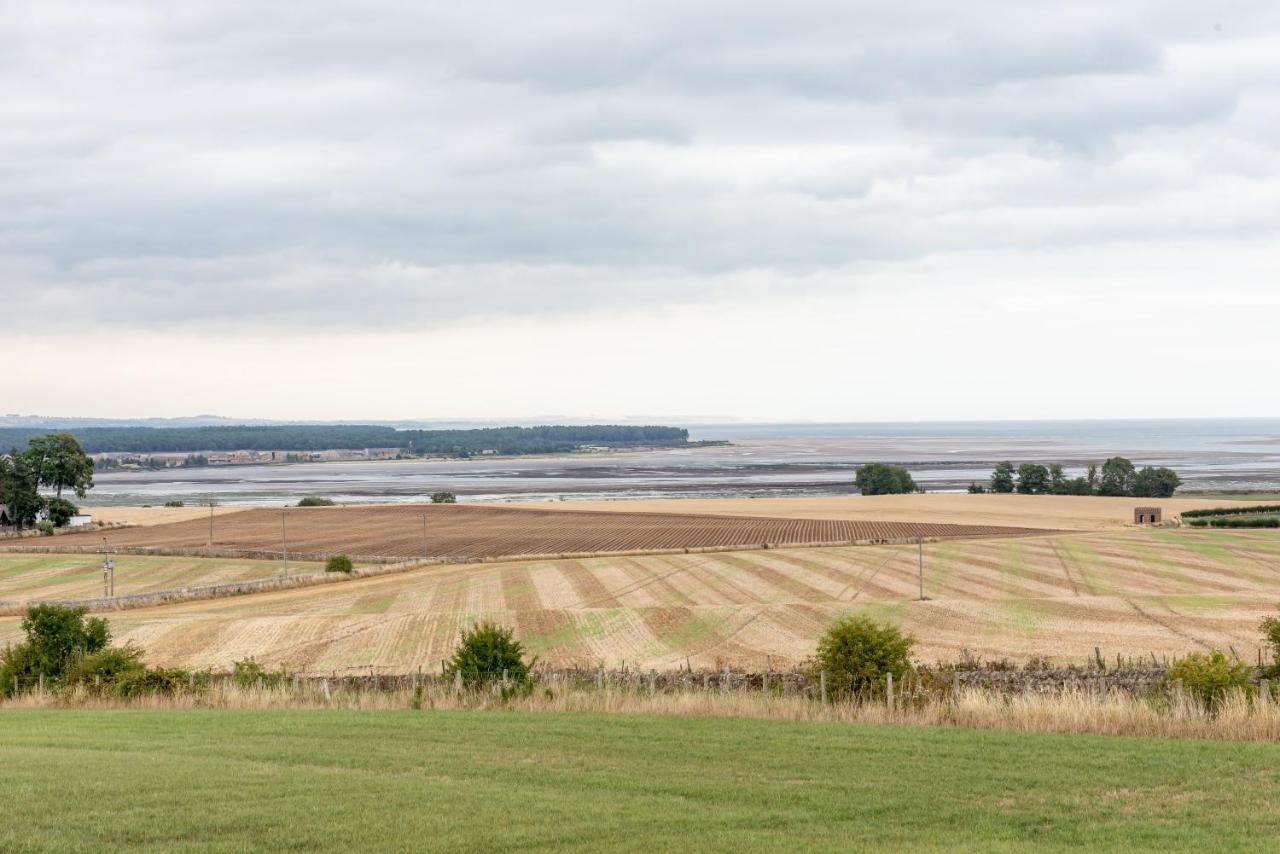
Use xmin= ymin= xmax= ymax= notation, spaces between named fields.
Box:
xmin=1 ymin=710 xmax=1278 ymax=852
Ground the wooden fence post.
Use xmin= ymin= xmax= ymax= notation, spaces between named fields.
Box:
xmin=820 ymin=670 xmax=828 ymax=708
xmin=322 ymin=679 xmax=331 ymax=702
xmin=454 ymin=671 xmax=464 ymax=693
xmin=886 ymin=672 xmax=895 ymax=712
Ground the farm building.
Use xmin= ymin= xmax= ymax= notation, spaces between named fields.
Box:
xmin=0 ymin=503 xmax=12 ymax=529
xmin=1134 ymin=506 xmax=1162 ymax=525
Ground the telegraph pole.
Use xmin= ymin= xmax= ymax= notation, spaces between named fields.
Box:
xmin=281 ymin=508 xmax=288 ymax=578
xmin=207 ymin=498 xmax=217 ymax=548
xmin=918 ymin=538 xmax=925 ymax=601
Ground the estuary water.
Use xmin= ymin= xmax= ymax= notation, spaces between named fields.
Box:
xmin=83 ymin=418 xmax=1280 ymax=506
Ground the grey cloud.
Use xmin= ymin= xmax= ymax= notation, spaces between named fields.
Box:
xmin=2 ymin=0 xmax=1280 ymax=329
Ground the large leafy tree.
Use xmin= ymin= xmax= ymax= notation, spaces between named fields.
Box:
xmin=0 ymin=450 xmax=43 ymax=529
xmin=1132 ymin=466 xmax=1182 ymax=499
xmin=25 ymin=433 xmax=94 ymax=500
xmin=1016 ymin=463 xmax=1050 ymax=494
xmin=1098 ymin=456 xmax=1137 ymax=497
xmin=989 ymin=461 xmax=1016 ymax=493
xmin=854 ymin=463 xmax=918 ymax=495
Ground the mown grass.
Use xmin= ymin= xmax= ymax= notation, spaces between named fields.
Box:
xmin=1 ymin=709 xmax=1278 ymax=852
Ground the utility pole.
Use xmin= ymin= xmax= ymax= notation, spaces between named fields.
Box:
xmin=101 ymin=537 xmax=115 ymax=598
xmin=281 ymin=508 xmax=288 ymax=578
xmin=918 ymin=538 xmax=925 ymax=601
xmin=207 ymin=498 xmax=217 ymax=548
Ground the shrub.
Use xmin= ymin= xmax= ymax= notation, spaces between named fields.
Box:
xmin=1163 ymin=651 xmax=1254 ymax=711
xmin=36 ymin=520 xmax=55 ymax=536
xmin=45 ymin=497 xmax=78 ymax=527
xmin=231 ymin=657 xmax=285 ymax=689
xmin=326 ymin=554 xmax=354 ymax=573
xmin=1183 ymin=504 xmax=1280 ymax=519
xmin=163 ymin=500 xmax=185 ymax=508
xmin=66 ymin=644 xmax=147 ymax=687
xmin=297 ymin=496 xmax=336 ymax=507
xmin=445 ymin=622 xmax=534 ymax=688
xmin=430 ymin=491 xmax=457 ymax=504
xmin=0 ymin=604 xmax=111 ymax=695
xmin=1263 ymin=611 xmax=1280 ymax=679
xmin=815 ymin=615 xmax=914 ymax=699
xmin=1187 ymin=516 xmax=1280 ymax=528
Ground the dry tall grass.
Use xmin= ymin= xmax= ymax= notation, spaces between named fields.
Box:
xmin=5 ymin=682 xmax=1279 ymax=742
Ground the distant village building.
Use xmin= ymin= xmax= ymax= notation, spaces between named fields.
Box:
xmin=1134 ymin=506 xmax=1162 ymax=525
xmin=68 ymin=512 xmax=92 ymax=528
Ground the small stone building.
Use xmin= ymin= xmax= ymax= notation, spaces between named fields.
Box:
xmin=1134 ymin=506 xmax=1162 ymax=525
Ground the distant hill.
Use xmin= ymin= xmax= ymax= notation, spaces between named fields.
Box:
xmin=0 ymin=424 xmax=691 ymax=455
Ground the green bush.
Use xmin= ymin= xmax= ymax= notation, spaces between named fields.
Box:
xmin=1163 ymin=651 xmax=1254 ymax=711
xmin=36 ymin=520 xmax=55 ymax=536
xmin=430 ymin=491 xmax=457 ymax=504
xmin=1263 ymin=611 xmax=1280 ymax=679
xmin=66 ymin=644 xmax=147 ymax=687
xmin=1186 ymin=516 xmax=1280 ymax=528
xmin=445 ymin=622 xmax=534 ymax=688
xmin=45 ymin=497 xmax=79 ymax=527
xmin=815 ymin=615 xmax=914 ymax=699
xmin=325 ymin=554 xmax=354 ymax=573
xmin=297 ymin=496 xmax=336 ymax=507
xmin=231 ymin=657 xmax=286 ymax=689
xmin=1183 ymin=504 xmax=1280 ymax=519
xmin=163 ymin=500 xmax=185 ymax=508
xmin=0 ymin=604 xmax=111 ymax=695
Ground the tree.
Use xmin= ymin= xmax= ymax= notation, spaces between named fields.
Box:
xmin=966 ymin=482 xmax=986 ymax=494
xmin=989 ymin=461 xmax=1016 ymax=494
xmin=1098 ymin=457 xmax=1137 ymax=497
xmin=853 ymin=464 xmax=917 ymax=496
xmin=1133 ymin=466 xmax=1182 ymax=499
xmin=815 ymin=615 xmax=914 ymax=699
xmin=1086 ymin=463 xmax=1099 ymax=492
xmin=0 ymin=450 xmax=43 ymax=530
xmin=1048 ymin=464 xmax=1067 ymax=495
xmin=1016 ymin=463 xmax=1050 ymax=495
xmin=0 ymin=604 xmax=110 ymax=694
xmin=430 ymin=491 xmax=458 ymax=504
xmin=24 ymin=433 xmax=94 ymax=500
xmin=445 ymin=622 xmax=534 ymax=688
xmin=45 ymin=497 xmax=78 ymax=527
xmin=1065 ymin=476 xmax=1094 ymax=496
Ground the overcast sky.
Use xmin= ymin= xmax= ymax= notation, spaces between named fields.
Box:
xmin=4 ymin=1 xmax=1279 ymax=422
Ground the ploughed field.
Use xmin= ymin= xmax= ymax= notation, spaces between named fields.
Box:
xmin=5 ymin=527 xmax=1273 ymax=672
xmin=23 ymin=504 xmax=1048 ymax=561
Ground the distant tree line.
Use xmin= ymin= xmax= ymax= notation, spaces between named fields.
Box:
xmin=0 ymin=424 xmax=691 ymax=456
xmin=969 ymin=457 xmax=1181 ymax=498
xmin=1 ymin=433 xmax=95 ymax=530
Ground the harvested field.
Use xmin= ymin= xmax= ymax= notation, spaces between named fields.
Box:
xmin=15 ymin=504 xmax=1049 ymax=561
xmin=0 ymin=554 xmax=323 ymax=605
xmin=81 ymin=505 xmax=242 ymax=527
xmin=525 ymin=493 xmax=1274 ymax=531
xmin=5 ymin=527 xmax=1273 ymax=673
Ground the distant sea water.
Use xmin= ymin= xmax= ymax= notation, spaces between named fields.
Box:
xmin=84 ymin=418 xmax=1280 ymax=507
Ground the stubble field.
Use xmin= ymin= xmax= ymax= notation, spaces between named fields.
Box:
xmin=4 ymin=526 xmax=1274 ymax=673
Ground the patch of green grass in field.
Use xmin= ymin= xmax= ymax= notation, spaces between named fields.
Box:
xmin=1057 ymin=538 xmax=1116 ymax=595
xmin=854 ymin=601 xmax=904 ymax=625
xmin=995 ymin=542 xmax=1040 ymax=634
xmin=1141 ymin=593 xmax=1240 ymax=615
xmin=1 ymin=710 xmax=1279 ymax=852
xmin=348 ymin=594 xmax=397 ymax=614
xmin=524 ymin=609 xmax=623 ymax=657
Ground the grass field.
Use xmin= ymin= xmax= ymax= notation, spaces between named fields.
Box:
xmin=0 ymin=554 xmax=322 ymax=604
xmin=25 ymin=504 xmax=1046 ymax=561
xmin=3 ymin=527 xmax=1274 ymax=672
xmin=0 ymin=709 xmax=1277 ymax=851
